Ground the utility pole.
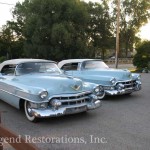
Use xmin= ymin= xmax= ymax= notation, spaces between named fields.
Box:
xmin=115 ymin=0 xmax=120 ymax=68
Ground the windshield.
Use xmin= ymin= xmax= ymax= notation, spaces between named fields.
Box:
xmin=82 ymin=61 xmax=109 ymax=70
xmin=16 ymin=62 xmax=61 ymax=75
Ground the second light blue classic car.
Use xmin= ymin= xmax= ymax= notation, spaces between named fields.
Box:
xmin=0 ymin=59 xmax=101 ymax=122
xmin=58 ymin=59 xmax=142 ymax=99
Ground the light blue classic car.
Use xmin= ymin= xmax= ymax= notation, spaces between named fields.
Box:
xmin=0 ymin=59 xmax=101 ymax=122
xmin=58 ymin=59 xmax=142 ymax=99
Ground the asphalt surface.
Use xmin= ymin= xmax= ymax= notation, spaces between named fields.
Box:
xmin=0 ymin=73 xmax=150 ymax=150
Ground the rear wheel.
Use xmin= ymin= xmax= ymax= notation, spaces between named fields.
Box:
xmin=24 ymin=101 xmax=38 ymax=122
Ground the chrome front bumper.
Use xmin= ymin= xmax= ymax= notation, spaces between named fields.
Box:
xmin=105 ymin=81 xmax=142 ymax=96
xmin=105 ymin=88 xmax=134 ymax=95
xmin=30 ymin=100 xmax=101 ymax=118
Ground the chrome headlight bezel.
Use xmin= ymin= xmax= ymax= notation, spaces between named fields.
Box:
xmin=94 ymin=86 xmax=100 ymax=93
xmin=137 ymin=74 xmax=141 ymax=80
xmin=39 ymin=90 xmax=48 ymax=99
xmin=93 ymin=85 xmax=105 ymax=99
xmin=93 ymin=85 xmax=104 ymax=95
xmin=110 ymin=77 xmax=116 ymax=85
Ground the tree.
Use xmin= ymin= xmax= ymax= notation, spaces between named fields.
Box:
xmin=12 ymin=0 xmax=90 ymax=60
xmin=87 ymin=1 xmax=113 ymax=59
xmin=133 ymin=41 xmax=150 ymax=69
xmin=0 ymin=23 xmax=24 ymax=60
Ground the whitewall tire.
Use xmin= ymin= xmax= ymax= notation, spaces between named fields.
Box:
xmin=24 ymin=101 xmax=38 ymax=122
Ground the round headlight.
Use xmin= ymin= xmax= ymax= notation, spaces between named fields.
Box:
xmin=93 ymin=85 xmax=105 ymax=99
xmin=137 ymin=74 xmax=141 ymax=80
xmin=99 ymin=85 xmax=104 ymax=91
xmin=110 ymin=78 xmax=116 ymax=84
xmin=94 ymin=85 xmax=104 ymax=95
xmin=94 ymin=87 xmax=100 ymax=93
xmin=39 ymin=91 xmax=48 ymax=99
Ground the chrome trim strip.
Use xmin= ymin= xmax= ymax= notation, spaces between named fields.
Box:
xmin=0 ymin=89 xmax=44 ymax=103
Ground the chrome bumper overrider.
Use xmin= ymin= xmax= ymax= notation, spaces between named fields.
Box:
xmin=105 ymin=89 xmax=133 ymax=95
xmin=30 ymin=99 xmax=101 ymax=118
xmin=105 ymin=81 xmax=142 ymax=95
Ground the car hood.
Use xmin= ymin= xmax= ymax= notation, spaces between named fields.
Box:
xmin=79 ymin=68 xmax=132 ymax=85
xmin=14 ymin=73 xmax=91 ymax=96
xmin=86 ymin=68 xmax=131 ymax=79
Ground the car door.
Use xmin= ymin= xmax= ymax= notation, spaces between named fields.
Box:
xmin=0 ymin=64 xmax=20 ymax=108
xmin=61 ymin=62 xmax=99 ymax=83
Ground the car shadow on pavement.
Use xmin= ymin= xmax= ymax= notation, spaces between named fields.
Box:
xmin=102 ymin=93 xmax=141 ymax=102
xmin=41 ymin=112 xmax=94 ymax=123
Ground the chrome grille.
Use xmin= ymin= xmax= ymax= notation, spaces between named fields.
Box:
xmin=117 ymin=80 xmax=136 ymax=89
xmin=49 ymin=92 xmax=91 ymax=106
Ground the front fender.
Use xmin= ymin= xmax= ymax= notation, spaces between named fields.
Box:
xmin=10 ymin=83 xmax=46 ymax=103
xmin=131 ymin=73 xmax=141 ymax=80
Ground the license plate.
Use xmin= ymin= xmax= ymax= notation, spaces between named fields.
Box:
xmin=66 ymin=106 xmax=87 ymax=114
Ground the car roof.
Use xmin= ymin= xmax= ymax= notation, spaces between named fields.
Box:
xmin=58 ymin=59 xmax=102 ymax=68
xmin=0 ymin=59 xmax=55 ymax=71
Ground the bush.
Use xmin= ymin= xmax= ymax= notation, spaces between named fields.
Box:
xmin=133 ymin=41 xmax=150 ymax=70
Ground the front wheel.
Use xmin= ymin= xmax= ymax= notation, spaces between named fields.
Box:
xmin=97 ymin=91 xmax=105 ymax=100
xmin=24 ymin=101 xmax=38 ymax=122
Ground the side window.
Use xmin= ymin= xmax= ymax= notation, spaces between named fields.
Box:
xmin=62 ymin=63 xmax=78 ymax=71
xmin=1 ymin=65 xmax=16 ymax=75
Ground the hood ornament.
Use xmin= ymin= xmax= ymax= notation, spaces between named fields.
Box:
xmin=71 ymin=85 xmax=81 ymax=91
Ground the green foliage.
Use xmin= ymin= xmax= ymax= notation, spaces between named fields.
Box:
xmin=87 ymin=1 xmax=113 ymax=59
xmin=12 ymin=0 xmax=90 ymax=60
xmin=0 ymin=23 xmax=24 ymax=59
xmin=0 ymin=0 xmax=150 ymax=61
xmin=0 ymin=56 xmax=6 ymax=63
xmin=133 ymin=41 xmax=150 ymax=69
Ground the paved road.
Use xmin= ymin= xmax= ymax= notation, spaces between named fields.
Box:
xmin=0 ymin=73 xmax=150 ymax=150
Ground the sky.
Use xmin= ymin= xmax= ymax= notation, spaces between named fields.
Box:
xmin=0 ymin=0 xmax=150 ymax=40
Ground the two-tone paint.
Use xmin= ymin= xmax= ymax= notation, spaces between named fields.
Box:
xmin=0 ymin=59 xmax=101 ymax=122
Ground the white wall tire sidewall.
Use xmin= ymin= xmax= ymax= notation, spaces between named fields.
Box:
xmin=24 ymin=101 xmax=36 ymax=122
xmin=98 ymin=91 xmax=105 ymax=99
